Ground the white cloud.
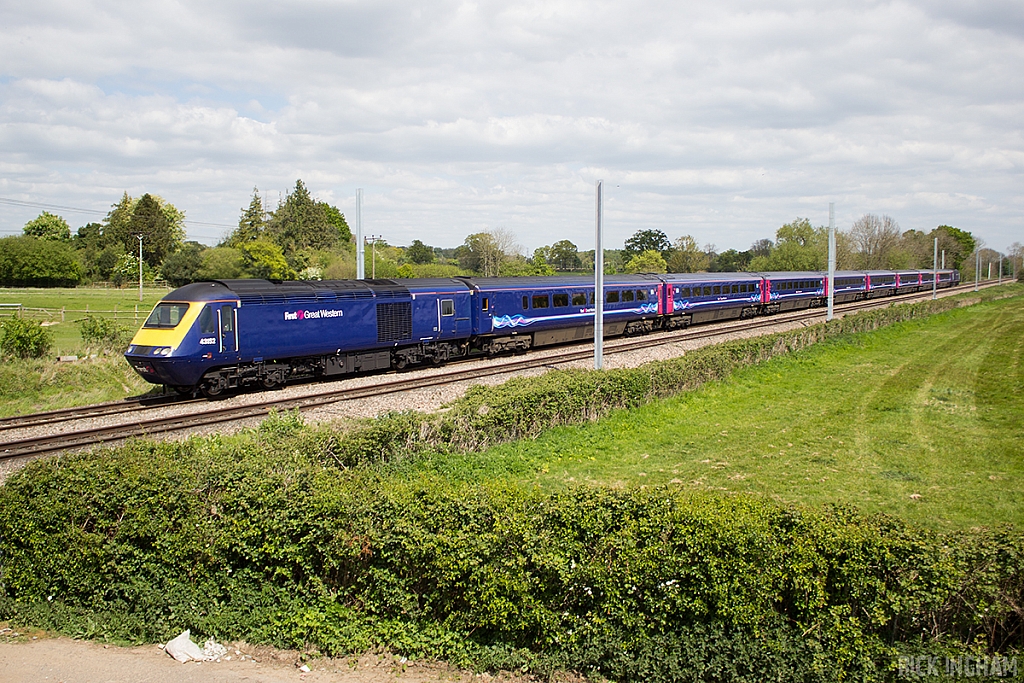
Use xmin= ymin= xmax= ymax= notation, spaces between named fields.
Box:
xmin=0 ymin=0 xmax=1021 ymax=253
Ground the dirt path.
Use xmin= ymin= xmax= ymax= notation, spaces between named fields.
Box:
xmin=0 ymin=632 xmax=531 ymax=683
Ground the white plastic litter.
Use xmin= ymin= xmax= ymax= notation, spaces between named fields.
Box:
xmin=299 ymin=664 xmax=311 ymax=672
xmin=164 ymin=630 xmax=209 ymax=663
xmin=203 ymin=637 xmax=228 ymax=659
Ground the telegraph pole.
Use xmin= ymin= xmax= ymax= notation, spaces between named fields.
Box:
xmin=356 ymin=189 xmax=364 ymax=279
xmin=137 ymin=234 xmax=144 ymax=302
xmin=594 ymin=180 xmax=604 ymax=370
xmin=932 ymin=237 xmax=938 ymax=300
xmin=366 ymin=235 xmax=382 ymax=279
xmin=975 ymin=250 xmax=980 ymax=292
xmin=827 ymin=202 xmax=835 ymax=322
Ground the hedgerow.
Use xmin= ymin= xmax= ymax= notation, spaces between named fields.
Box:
xmin=0 ymin=436 xmax=1021 ymax=681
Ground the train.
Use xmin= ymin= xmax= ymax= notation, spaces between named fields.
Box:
xmin=125 ymin=268 xmax=959 ymax=396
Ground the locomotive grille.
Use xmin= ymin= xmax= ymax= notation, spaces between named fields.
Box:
xmin=377 ymin=302 xmax=412 ymax=342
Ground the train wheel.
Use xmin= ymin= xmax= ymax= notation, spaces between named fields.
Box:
xmin=394 ymin=356 xmax=408 ymax=370
xmin=200 ymin=381 xmax=225 ymax=398
xmin=259 ymin=376 xmax=280 ymax=390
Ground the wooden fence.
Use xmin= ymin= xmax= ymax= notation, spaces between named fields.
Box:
xmin=0 ymin=304 xmax=149 ymax=323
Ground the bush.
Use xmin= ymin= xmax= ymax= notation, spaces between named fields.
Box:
xmin=0 ymin=235 xmax=82 ymax=287
xmin=0 ymin=317 xmax=53 ymax=359
xmin=77 ymin=315 xmax=133 ymax=350
xmin=0 ymin=442 xmax=1021 ymax=681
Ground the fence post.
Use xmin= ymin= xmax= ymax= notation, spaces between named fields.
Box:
xmin=114 ymin=304 xmax=117 ymax=320
xmin=135 ymin=304 xmax=138 ymax=321
xmin=61 ymin=307 xmax=65 ymax=322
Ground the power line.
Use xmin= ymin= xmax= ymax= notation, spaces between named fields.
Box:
xmin=0 ymin=196 xmax=237 ymax=229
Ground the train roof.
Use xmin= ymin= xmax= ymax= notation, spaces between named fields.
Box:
xmin=659 ymin=272 xmax=763 ymax=282
xmin=458 ymin=274 xmax=659 ymax=290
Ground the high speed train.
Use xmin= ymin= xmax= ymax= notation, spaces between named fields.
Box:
xmin=125 ymin=269 xmax=958 ymax=396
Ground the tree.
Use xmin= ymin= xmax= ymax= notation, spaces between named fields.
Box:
xmin=750 ymin=239 xmax=773 ymax=259
xmin=160 ymin=241 xmax=207 ymax=286
xmin=624 ymin=249 xmax=667 ymax=274
xmin=748 ymin=218 xmax=828 ymax=271
xmin=23 ymin=212 xmax=71 ymax=241
xmin=110 ymin=252 xmax=146 ymax=288
xmin=624 ymin=229 xmax=670 ymax=260
xmin=666 ymin=235 xmax=709 ymax=272
xmin=102 ymin=192 xmax=185 ymax=266
xmin=710 ymin=249 xmax=752 ymax=272
xmin=458 ymin=229 xmax=521 ymax=276
xmin=128 ymin=193 xmax=178 ymax=266
xmin=849 ymin=214 xmax=902 ymax=269
xmin=197 ymin=247 xmax=245 ymax=280
xmin=264 ymin=180 xmax=349 ymax=253
xmin=547 ymin=240 xmax=581 ymax=270
xmin=1008 ymin=242 xmax=1024 ymax=281
xmin=241 ymin=240 xmax=296 ymax=280
xmin=320 ymin=203 xmax=351 ymax=243
xmin=932 ymin=225 xmax=975 ymax=269
xmin=0 ymin=236 xmax=83 ymax=286
xmin=227 ymin=188 xmax=266 ymax=247
xmin=406 ymin=239 xmax=435 ymax=265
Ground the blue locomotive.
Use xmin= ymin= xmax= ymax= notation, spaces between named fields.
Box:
xmin=125 ymin=268 xmax=959 ymax=396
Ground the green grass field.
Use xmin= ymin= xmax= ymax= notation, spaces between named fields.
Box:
xmin=419 ymin=294 xmax=1024 ymax=530
xmin=0 ymin=286 xmax=168 ymax=353
xmin=0 ymin=287 xmax=167 ymax=413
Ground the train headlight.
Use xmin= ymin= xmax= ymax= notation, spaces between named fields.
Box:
xmin=153 ymin=346 xmax=173 ymax=356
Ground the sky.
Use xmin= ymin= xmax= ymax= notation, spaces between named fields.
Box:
xmin=1 ymin=0 xmax=1022 ymax=254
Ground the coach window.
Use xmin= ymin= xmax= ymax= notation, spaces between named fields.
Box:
xmin=522 ymin=296 xmax=529 ymax=310
xmin=572 ymin=293 xmax=586 ymax=306
xmin=441 ymin=299 xmax=454 ymax=316
xmin=637 ymin=290 xmax=647 ymax=301
xmin=606 ymin=291 xmax=620 ymax=303
xmin=622 ymin=290 xmax=634 ymax=302
xmin=198 ymin=305 xmax=216 ymax=334
xmin=589 ymin=293 xmax=595 ymax=305
xmin=482 ymin=297 xmax=489 ymax=311
xmin=553 ymin=293 xmax=569 ymax=307
xmin=532 ymin=295 xmax=549 ymax=309
xmin=712 ymin=286 xmax=721 ymax=295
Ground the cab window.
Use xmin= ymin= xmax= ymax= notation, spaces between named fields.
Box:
xmin=144 ymin=302 xmax=190 ymax=329
xmin=198 ymin=306 xmax=216 ymax=334
xmin=220 ymin=304 xmax=234 ymax=332
xmin=441 ymin=299 xmax=454 ymax=316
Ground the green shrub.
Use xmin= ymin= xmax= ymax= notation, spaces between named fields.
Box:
xmin=0 ymin=317 xmax=53 ymax=359
xmin=0 ymin=441 xmax=1021 ymax=681
xmin=77 ymin=315 xmax=133 ymax=349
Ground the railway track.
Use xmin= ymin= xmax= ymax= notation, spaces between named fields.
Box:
xmin=0 ymin=282 xmax=999 ymax=462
